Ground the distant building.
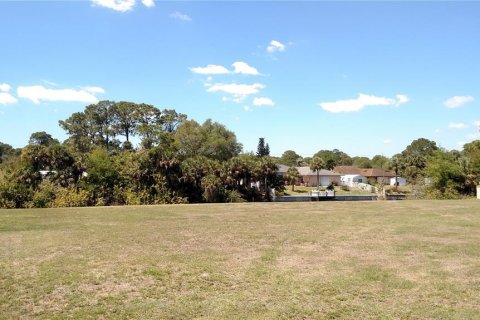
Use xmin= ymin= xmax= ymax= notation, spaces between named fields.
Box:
xmin=389 ymin=176 xmax=407 ymax=186
xmin=296 ymin=167 xmax=341 ymax=187
xmin=333 ymin=166 xmax=398 ymax=184
xmin=277 ymin=165 xmax=341 ymax=186
xmin=341 ymin=174 xmax=367 ymax=186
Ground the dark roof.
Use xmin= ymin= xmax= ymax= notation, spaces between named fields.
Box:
xmin=334 ymin=166 xmax=396 ymax=178
xmin=360 ymin=168 xmax=396 ymax=178
xmin=333 ymin=166 xmax=361 ymax=175
xmin=297 ymin=167 xmax=341 ymax=176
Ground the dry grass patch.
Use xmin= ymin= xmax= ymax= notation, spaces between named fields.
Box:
xmin=1 ymin=200 xmax=480 ymax=319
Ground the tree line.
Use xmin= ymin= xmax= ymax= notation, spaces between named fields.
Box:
xmin=1 ymin=100 xmax=479 ymax=208
xmin=277 ymin=138 xmax=480 ymax=198
xmin=0 ymin=101 xmax=283 ymax=208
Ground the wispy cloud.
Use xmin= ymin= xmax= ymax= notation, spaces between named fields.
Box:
xmin=448 ymin=122 xmax=466 ymax=129
xmin=383 ymin=139 xmax=392 ymax=144
xmin=141 ymin=0 xmax=155 ymax=8
xmin=91 ymin=0 xmax=155 ymax=12
xmin=190 ymin=64 xmax=230 ymax=75
xmin=207 ymin=83 xmax=264 ymax=96
xmin=91 ymin=0 xmax=136 ymax=12
xmin=467 ymin=132 xmax=480 ymax=140
xmin=253 ymin=97 xmax=274 ymax=107
xmin=170 ymin=11 xmax=192 ymax=22
xmin=0 ymin=83 xmax=12 ymax=92
xmin=191 ymin=61 xmax=260 ymax=75
xmin=444 ymin=95 xmax=474 ymax=108
xmin=0 ymin=83 xmax=17 ymax=105
xmin=83 ymin=86 xmax=106 ymax=94
xmin=395 ymin=94 xmax=409 ymax=106
xmin=319 ymin=93 xmax=409 ymax=113
xmin=267 ymin=40 xmax=286 ymax=53
xmin=17 ymin=85 xmax=105 ymax=104
xmin=232 ymin=61 xmax=259 ymax=75
xmin=0 ymin=93 xmax=18 ymax=105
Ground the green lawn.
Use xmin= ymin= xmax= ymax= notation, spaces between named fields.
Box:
xmin=1 ymin=200 xmax=480 ymax=319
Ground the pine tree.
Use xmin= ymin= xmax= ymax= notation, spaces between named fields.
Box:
xmin=256 ymin=138 xmax=270 ymax=157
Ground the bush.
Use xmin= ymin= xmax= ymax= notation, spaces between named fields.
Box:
xmin=425 ymin=185 xmax=461 ymax=200
xmin=0 ymin=182 xmax=33 ymax=208
xmin=225 ymin=190 xmax=245 ymax=203
xmin=53 ymin=188 xmax=90 ymax=207
xmin=340 ymin=185 xmax=350 ymax=192
xmin=31 ymin=181 xmax=57 ymax=208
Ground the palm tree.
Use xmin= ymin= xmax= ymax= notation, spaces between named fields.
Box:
xmin=309 ymin=157 xmax=325 ymax=190
xmin=285 ymin=167 xmax=300 ymax=191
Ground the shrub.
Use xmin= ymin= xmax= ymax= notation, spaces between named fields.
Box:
xmin=0 ymin=182 xmax=33 ymax=208
xmin=340 ymin=185 xmax=350 ymax=192
xmin=53 ymin=188 xmax=90 ymax=207
xmin=225 ymin=190 xmax=245 ymax=203
xmin=31 ymin=181 xmax=57 ymax=208
xmin=425 ymin=185 xmax=461 ymax=200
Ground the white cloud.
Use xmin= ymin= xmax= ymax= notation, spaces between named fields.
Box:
xmin=190 ymin=64 xmax=230 ymax=75
xmin=207 ymin=83 xmax=264 ymax=96
xmin=141 ymin=0 xmax=155 ymax=8
xmin=17 ymin=85 xmax=105 ymax=104
xmin=222 ymin=96 xmax=244 ymax=104
xmin=474 ymin=120 xmax=480 ymax=127
xmin=0 ymin=83 xmax=12 ymax=92
xmin=253 ymin=97 xmax=275 ymax=107
xmin=91 ymin=0 xmax=155 ymax=11
xmin=319 ymin=93 xmax=409 ymax=113
xmin=83 ymin=86 xmax=106 ymax=94
xmin=383 ymin=139 xmax=392 ymax=144
xmin=467 ymin=132 xmax=480 ymax=140
xmin=267 ymin=40 xmax=286 ymax=53
xmin=244 ymin=105 xmax=252 ymax=112
xmin=448 ymin=122 xmax=466 ymax=129
xmin=41 ymin=79 xmax=59 ymax=87
xmin=444 ymin=95 xmax=474 ymax=108
xmin=395 ymin=94 xmax=409 ymax=106
xmin=91 ymin=0 xmax=136 ymax=12
xmin=0 ymin=93 xmax=18 ymax=105
xmin=170 ymin=11 xmax=192 ymax=22
xmin=232 ymin=61 xmax=259 ymax=75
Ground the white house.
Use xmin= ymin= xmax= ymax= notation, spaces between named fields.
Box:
xmin=389 ymin=176 xmax=407 ymax=186
xmin=341 ymin=174 xmax=367 ymax=186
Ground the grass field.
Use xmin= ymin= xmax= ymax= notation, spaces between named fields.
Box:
xmin=1 ymin=200 xmax=480 ymax=319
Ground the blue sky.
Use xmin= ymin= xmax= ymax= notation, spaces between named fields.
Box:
xmin=1 ymin=1 xmax=479 ymax=158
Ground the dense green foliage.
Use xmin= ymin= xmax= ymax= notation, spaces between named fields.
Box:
xmin=1 ymin=101 xmax=479 ymax=207
xmin=0 ymin=101 xmax=287 ymax=208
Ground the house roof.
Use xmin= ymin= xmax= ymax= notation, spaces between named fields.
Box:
xmin=334 ymin=166 xmax=396 ymax=178
xmin=277 ymin=164 xmax=290 ymax=174
xmin=333 ymin=166 xmax=361 ymax=175
xmin=360 ymin=168 xmax=396 ymax=178
xmin=296 ymin=166 xmax=341 ymax=176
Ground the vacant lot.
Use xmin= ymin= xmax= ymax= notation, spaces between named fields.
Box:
xmin=1 ymin=200 xmax=479 ymax=319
